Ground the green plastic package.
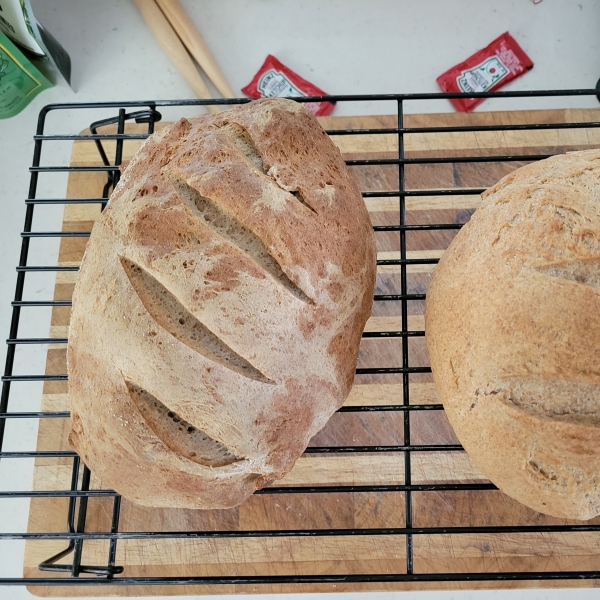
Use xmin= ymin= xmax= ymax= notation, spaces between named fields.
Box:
xmin=0 ymin=30 xmax=51 ymax=119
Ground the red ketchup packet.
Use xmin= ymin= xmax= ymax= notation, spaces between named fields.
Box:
xmin=242 ymin=54 xmax=335 ymax=117
xmin=436 ymin=32 xmax=533 ymax=112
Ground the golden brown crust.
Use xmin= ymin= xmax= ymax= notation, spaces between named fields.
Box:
xmin=67 ymin=99 xmax=376 ymax=509
xmin=425 ymin=149 xmax=600 ymax=520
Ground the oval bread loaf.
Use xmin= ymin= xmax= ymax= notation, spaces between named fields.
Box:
xmin=425 ymin=149 xmax=600 ymax=520
xmin=67 ymin=98 xmax=377 ymax=509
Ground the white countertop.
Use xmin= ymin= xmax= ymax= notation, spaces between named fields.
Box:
xmin=1 ymin=1 xmax=599 ymax=599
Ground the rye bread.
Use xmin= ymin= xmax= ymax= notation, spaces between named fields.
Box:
xmin=425 ymin=149 xmax=600 ymax=520
xmin=67 ymin=98 xmax=377 ymax=509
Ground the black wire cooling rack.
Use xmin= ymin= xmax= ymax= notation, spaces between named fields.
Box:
xmin=2 ymin=90 xmax=600 ymax=592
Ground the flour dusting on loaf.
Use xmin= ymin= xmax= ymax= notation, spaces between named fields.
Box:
xmin=425 ymin=149 xmax=600 ymax=520
xmin=67 ymin=99 xmax=376 ymax=509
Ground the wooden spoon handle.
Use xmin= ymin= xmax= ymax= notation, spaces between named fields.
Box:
xmin=133 ymin=0 xmax=219 ymax=113
xmin=155 ymin=0 xmax=235 ymax=98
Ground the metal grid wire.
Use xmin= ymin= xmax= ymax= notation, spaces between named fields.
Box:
xmin=2 ymin=90 xmax=600 ymax=589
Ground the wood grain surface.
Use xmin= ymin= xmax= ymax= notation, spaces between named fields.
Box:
xmin=24 ymin=108 xmax=600 ymax=595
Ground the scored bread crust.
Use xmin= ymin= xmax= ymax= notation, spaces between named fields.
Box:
xmin=425 ymin=149 xmax=600 ymax=520
xmin=67 ymin=99 xmax=376 ymax=509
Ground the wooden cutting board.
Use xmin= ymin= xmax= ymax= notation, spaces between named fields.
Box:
xmin=24 ymin=108 xmax=600 ymax=596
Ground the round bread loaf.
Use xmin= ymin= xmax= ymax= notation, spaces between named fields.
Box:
xmin=425 ymin=149 xmax=600 ymax=520
xmin=67 ymin=98 xmax=376 ymax=509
